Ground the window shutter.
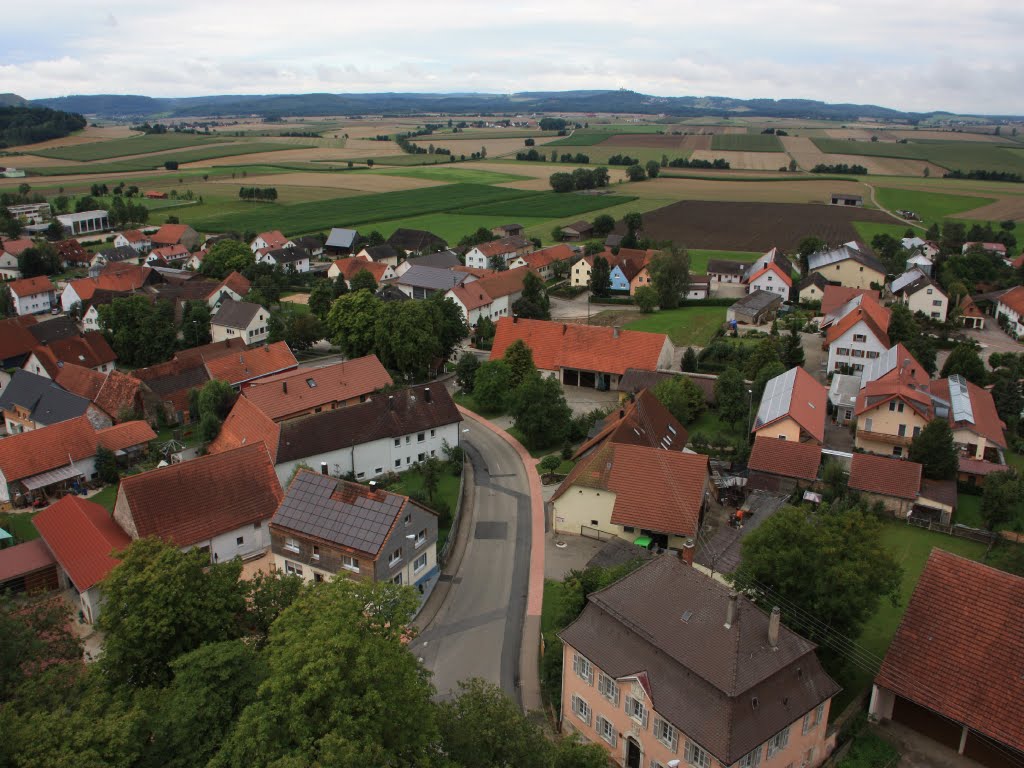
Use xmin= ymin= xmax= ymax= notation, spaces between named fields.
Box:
xmin=613 ymin=684 xmax=620 ymax=707
xmin=670 ymin=729 xmax=679 ymax=753
xmin=625 ymin=695 xmax=634 ymax=715
xmin=641 ymin=707 xmax=649 ymax=729
xmin=573 ymin=654 xmax=580 ymax=676
xmin=587 ymin=665 xmax=594 ymax=685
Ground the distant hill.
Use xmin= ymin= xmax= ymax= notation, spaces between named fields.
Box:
xmin=0 ymin=105 xmax=87 ymax=149
xmin=0 ymin=93 xmax=29 ymax=107
xmin=28 ymin=90 xmax=1022 ymax=122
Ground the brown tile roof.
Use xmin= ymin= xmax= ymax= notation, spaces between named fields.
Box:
xmin=918 ymin=478 xmax=958 ymax=509
xmin=120 ymin=229 xmax=147 ymax=243
xmin=931 ymin=377 xmax=1007 ymax=449
xmin=220 ymin=271 xmax=251 ymax=298
xmin=473 ymin=236 xmax=529 ymax=258
xmin=33 ymin=495 xmax=131 ymax=591
xmin=0 ymin=539 xmax=55 ymax=583
xmin=449 ymin=266 xmax=529 ymax=311
xmin=0 ymin=415 xmax=98 ymax=482
xmin=554 ymin=442 xmax=708 ymax=536
xmin=0 ymin=316 xmax=40 ymax=362
xmin=848 ymin=453 xmax=921 ymax=500
xmin=29 ymin=332 xmax=117 ymax=378
xmin=876 ymin=549 xmax=1024 ymax=753
xmin=573 ymin=389 xmax=688 ymax=459
xmin=117 ymin=443 xmax=282 ymax=547
xmin=208 ymin=395 xmax=282 ymax=462
xmin=256 ymin=230 xmax=289 ymax=249
xmin=55 ymin=239 xmax=90 ymax=264
xmin=747 ymin=437 xmax=821 ymax=481
xmin=517 ymin=244 xmax=574 ymax=271
xmin=957 ymin=457 xmax=1011 ymax=477
xmin=67 ymin=266 xmax=154 ymax=302
xmin=820 ymin=285 xmax=880 ymax=316
xmin=94 ymin=370 xmax=143 ymax=421
xmin=241 ymin=355 xmax=393 ymax=421
xmin=55 ymin=363 xmax=106 ymax=400
xmin=331 ymin=258 xmax=391 ymax=282
xmin=8 ymin=275 xmax=54 ymax=298
xmin=959 ymin=295 xmax=985 ymax=319
xmin=150 ymin=244 xmax=188 ymax=261
xmin=560 ymin=556 xmax=839 ymax=765
xmin=490 ymin=317 xmax=669 ymax=377
xmin=95 ymin=420 xmax=156 ymax=451
xmin=172 ymin=337 xmax=247 ymax=364
xmin=1 ymin=238 xmax=35 ymax=257
xmin=150 ymin=223 xmax=192 ymax=246
xmin=825 ymin=298 xmax=890 ymax=347
xmin=203 ymin=341 xmax=297 ymax=387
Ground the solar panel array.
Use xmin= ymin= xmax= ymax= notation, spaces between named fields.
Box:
xmin=890 ymin=268 xmax=926 ymax=294
xmin=754 ymin=367 xmax=796 ymax=429
xmin=948 ymin=374 xmax=975 ymax=424
xmin=860 ymin=345 xmax=897 ymax=388
xmin=273 ymin=472 xmax=403 ymax=555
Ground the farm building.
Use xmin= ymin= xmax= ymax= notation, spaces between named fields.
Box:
xmin=808 ymin=243 xmax=885 ymax=291
xmin=726 ymin=290 xmax=782 ymax=325
xmin=830 ymin=193 xmax=863 ymax=206
xmin=796 ymin=273 xmax=829 ymax=304
xmin=56 ymin=210 xmax=110 ymax=236
xmin=706 ymin=259 xmax=747 ymax=284
xmin=959 ymin=295 xmax=985 ymax=330
xmin=559 ymin=220 xmax=593 ymax=241
xmin=387 ymin=228 xmax=447 ymax=255
xmin=491 ymin=223 xmax=524 ymax=238
xmin=392 ymin=249 xmax=461 ymax=278
xmin=325 ymin=228 xmax=359 ymax=257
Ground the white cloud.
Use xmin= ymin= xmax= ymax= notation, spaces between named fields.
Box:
xmin=4 ymin=0 xmax=1024 ymax=113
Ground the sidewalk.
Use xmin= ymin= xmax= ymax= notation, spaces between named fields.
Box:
xmin=456 ymin=406 xmax=546 ymax=715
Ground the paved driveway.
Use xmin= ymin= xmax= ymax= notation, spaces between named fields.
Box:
xmin=947 ymin=322 xmax=1020 ymax=367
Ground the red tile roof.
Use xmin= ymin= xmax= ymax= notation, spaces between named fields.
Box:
xmin=203 ymin=341 xmax=298 ymax=387
xmin=55 ymin=239 xmax=90 ymax=264
xmin=150 ymin=244 xmax=188 ymax=260
xmin=516 ymin=244 xmax=574 ymax=271
xmin=931 ymin=377 xmax=1007 ymax=449
xmin=67 ymin=266 xmax=153 ymax=303
xmin=747 ymin=437 xmax=821 ymax=481
xmin=33 ymin=495 xmax=131 ymax=591
xmin=219 ymin=271 xmax=251 ymax=298
xmin=256 ymin=230 xmax=290 ymax=249
xmin=28 ymin=331 xmax=117 ymax=377
xmin=8 ymin=275 xmax=54 ymax=298
xmin=117 ymin=443 xmax=282 ymax=547
xmin=0 ymin=539 xmax=56 ymax=582
xmin=848 ymin=453 xmax=921 ymax=500
xmin=473 ymin=236 xmax=528 ymax=258
xmin=748 ymin=261 xmax=792 ymax=287
xmin=95 ymin=420 xmax=156 ymax=451
xmin=120 ymin=229 xmax=148 ymax=243
xmin=997 ymin=285 xmax=1024 ymax=317
xmin=55 ymin=363 xmax=106 ymax=400
xmin=573 ymin=388 xmax=688 ymax=459
xmin=959 ymin=295 xmax=985 ymax=319
xmin=820 ymin=285 xmax=880 ymax=317
xmin=553 ymin=442 xmax=708 ymax=536
xmin=94 ymin=370 xmax=144 ymax=421
xmin=0 ymin=316 xmax=39 ymax=361
xmin=490 ymin=317 xmax=669 ymax=377
xmin=0 ymin=415 xmax=99 ymax=483
xmin=331 ymin=258 xmax=391 ymax=282
xmin=241 ymin=355 xmax=393 ymax=421
xmin=449 ymin=266 xmax=529 ymax=311
xmin=2 ymin=238 xmax=36 ymax=257
xmin=876 ymin=549 xmax=1024 ymax=753
xmin=754 ymin=366 xmax=826 ymax=443
xmin=150 ymin=223 xmax=192 ymax=246
xmin=208 ymin=395 xmax=282 ymax=461
xmin=825 ymin=298 xmax=891 ymax=347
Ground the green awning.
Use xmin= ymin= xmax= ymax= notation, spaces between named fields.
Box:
xmin=633 ymin=536 xmax=652 ymax=548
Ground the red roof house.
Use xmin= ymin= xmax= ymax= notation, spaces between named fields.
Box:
xmin=747 ymin=436 xmax=822 ymax=486
xmin=752 ymin=366 xmax=827 ymax=444
xmin=848 ymin=453 xmax=922 ymax=515
xmin=203 ymin=341 xmax=298 ymax=389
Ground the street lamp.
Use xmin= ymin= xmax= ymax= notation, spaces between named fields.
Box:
xmin=405 ymin=533 xmax=416 ymax=587
xmin=746 ymin=388 xmax=754 ymax=433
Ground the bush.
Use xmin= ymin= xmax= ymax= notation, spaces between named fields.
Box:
xmin=539 ymin=455 xmax=563 ymax=474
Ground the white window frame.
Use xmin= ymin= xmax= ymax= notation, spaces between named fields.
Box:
xmin=414 ymin=552 xmax=427 ymax=573
xmin=766 ymin=727 xmax=790 ymax=759
xmin=653 ymin=716 xmax=679 ymax=752
xmin=284 ymin=560 xmax=303 ymax=577
xmin=737 ymin=745 xmax=762 ymax=767
xmin=596 ymin=714 xmax=617 ymax=746
xmin=573 ymin=653 xmax=594 ymax=685
xmin=597 ymin=673 xmax=620 ymax=706
xmin=802 ymin=703 xmax=825 ymax=734
xmin=415 ymin=529 xmax=427 ymax=548
xmin=341 ymin=554 xmax=359 ymax=572
xmin=625 ymin=695 xmax=649 ymax=728
xmin=284 ymin=537 xmax=300 ymax=553
xmin=684 ymin=740 xmax=711 ymax=768
xmin=571 ymin=693 xmax=591 ymax=726
xmin=389 ymin=549 xmax=402 ymax=566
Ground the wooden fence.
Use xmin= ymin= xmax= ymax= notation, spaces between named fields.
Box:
xmin=906 ymin=517 xmax=997 ymax=544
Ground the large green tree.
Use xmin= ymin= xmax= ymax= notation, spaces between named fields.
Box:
xmin=426 ymin=293 xmax=469 ymax=362
xmin=981 ymin=470 xmax=1021 ymax=531
xmin=589 ymin=255 xmax=612 ymax=297
xmin=780 ymin=324 xmax=805 ymax=368
xmin=474 ymin=360 xmax=514 ymax=413
xmin=908 ymin=418 xmax=958 ymax=480
xmin=0 ymin=594 xmax=81 ymax=703
xmin=98 ymin=296 xmax=177 ymax=368
xmin=200 ymin=240 xmax=251 ymax=280
xmin=374 ymin=300 xmax=442 ymax=380
xmin=715 ymin=366 xmax=749 ymax=426
xmin=17 ymin=244 xmax=61 ymax=277
xmin=180 ymin=299 xmax=212 ymax=348
xmin=940 ymin=343 xmax=987 ymax=385
xmin=350 ymin=268 xmax=379 ymax=293
xmin=503 ymin=339 xmax=536 ymax=390
xmin=98 ymin=538 xmax=246 ymax=688
xmin=512 ymin=271 xmax=551 ymax=320
xmin=326 ymin=290 xmax=383 ymax=359
xmin=735 ymin=504 xmax=902 ymax=669
xmin=455 ymin=352 xmax=481 ymax=393
xmin=647 ymin=246 xmax=690 ymax=310
xmin=308 ymin=279 xmax=335 ymax=320
xmin=652 ymin=375 xmax=706 ymax=425
xmin=510 ymin=375 xmax=573 ymax=449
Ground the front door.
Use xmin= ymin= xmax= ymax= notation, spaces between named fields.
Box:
xmin=626 ymin=738 xmax=641 ymax=768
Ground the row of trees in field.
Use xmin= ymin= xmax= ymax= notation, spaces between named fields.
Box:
xmin=238 ymin=187 xmax=278 ymax=201
xmin=548 ymin=167 xmax=611 ymax=192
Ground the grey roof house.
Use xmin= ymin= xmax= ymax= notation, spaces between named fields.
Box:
xmin=387 ymin=228 xmax=447 ymax=255
xmin=325 ymin=228 xmax=359 ymax=255
xmin=727 ymin=289 xmax=783 ymax=325
xmin=269 ymin=470 xmax=439 ymax=589
xmin=0 ymin=370 xmax=109 ymax=433
xmin=395 ymin=265 xmax=473 ymax=299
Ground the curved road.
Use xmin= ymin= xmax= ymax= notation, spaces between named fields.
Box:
xmin=414 ymin=420 xmax=532 ymax=703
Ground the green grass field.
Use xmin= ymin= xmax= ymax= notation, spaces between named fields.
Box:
xmin=688 ymin=249 xmax=761 ymax=274
xmin=545 ymin=131 xmax=618 ymax=147
xmin=564 ymin=145 xmax=692 ymax=165
xmin=26 ymin=133 xmax=231 ymax=161
xmin=378 ymin=166 xmax=530 ymax=184
xmin=711 ymin=133 xmax=784 ymax=152
xmin=0 ymin=511 xmax=39 ymax=543
xmin=873 ymin=188 xmax=995 ymax=227
xmin=89 ymin=486 xmax=119 ymax=513
xmin=956 ymin=492 xmax=1024 ymax=530
xmin=852 ymin=220 xmax=915 ymax=244
xmin=812 ymin=138 xmax=1024 ymax=175
xmin=190 ymin=183 xmax=534 ymax=234
xmin=358 ymin=213 xmax=549 ymax=245
xmin=687 ymin=408 xmax=745 ymax=442
xmin=360 ymin=154 xmax=458 ymax=166
xmin=459 ymin=191 xmax=637 ymax=218
xmin=388 ymin=466 xmax=461 ymax=552
xmin=624 ymin=305 xmax=726 ymax=346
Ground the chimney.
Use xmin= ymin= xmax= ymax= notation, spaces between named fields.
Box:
xmin=320 ymin=462 xmax=328 ymax=475
xmin=613 ymin=326 xmax=621 ymax=339
xmin=562 ymin=323 xmax=567 ymax=335
xmin=512 ymin=314 xmax=517 ymax=324
xmin=724 ymin=592 xmax=738 ymax=629
xmin=768 ymin=606 xmax=781 ymax=649
xmin=424 ymin=387 xmax=431 ymax=403
xmin=282 ymin=380 xmax=287 ymax=394
xmin=679 ymin=538 xmax=695 ymax=566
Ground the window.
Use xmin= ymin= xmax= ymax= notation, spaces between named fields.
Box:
xmin=766 ymin=727 xmax=790 ymax=759
xmin=597 ymin=673 xmax=620 ymax=705
xmin=596 ymin=715 xmax=616 ymax=746
xmin=395 ymin=459 xmax=401 ymax=468
xmin=414 ymin=552 xmax=428 ymax=573
xmin=392 ymin=573 xmax=403 ymax=585
xmin=341 ymin=555 xmax=359 ymax=572
xmin=853 ymin=333 xmax=867 ymax=342
xmin=312 ymin=545 xmax=320 ymax=561
xmin=573 ymin=653 xmax=594 ymax=685
xmin=389 ymin=549 xmax=402 ymax=566
xmin=892 ymin=446 xmax=903 ymax=457
xmin=623 ymin=525 xmax=635 ymax=533
xmin=684 ymin=740 xmax=711 ymax=768
xmin=404 ymin=513 xmax=412 ymax=526
xmin=913 ymin=425 xmax=921 ymax=438
xmin=864 ymin=417 xmax=873 ymax=431
xmin=415 ymin=529 xmax=427 ymax=547
xmin=430 ymin=429 xmax=436 ymax=438
xmin=653 ymin=717 xmax=679 ymax=752
xmin=802 ymin=703 xmax=825 ymax=734
xmin=926 ymin=288 xmax=933 ymax=295
xmin=394 ymin=438 xmax=401 ymax=447
xmin=417 ymin=432 xmax=425 ymax=442
xmin=625 ymin=695 xmax=648 ymax=727
xmin=236 ymin=536 xmax=244 ymax=546
xmin=866 ymin=351 xmax=879 ymax=359
xmin=284 ymin=537 xmax=300 ymax=553
xmin=405 ymin=436 xmax=411 ymax=444
xmin=737 ymin=746 xmax=762 ymax=767
xmin=418 ymin=452 xmax=425 ymax=462
xmin=284 ymin=560 xmax=303 ymax=577
xmin=932 ymin=300 xmax=943 ymax=307
xmin=570 ymin=694 xmax=591 ymax=725
xmin=836 ymin=347 xmax=850 ymax=356
xmin=313 ymin=573 xmax=324 ymax=583
xmin=898 ymin=424 xmax=907 ymax=437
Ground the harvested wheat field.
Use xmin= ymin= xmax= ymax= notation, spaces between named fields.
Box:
xmin=1 ymin=154 xmax=80 ymax=168
xmin=780 ymin=136 xmax=945 ymax=176
xmin=678 ymin=135 xmax=713 ymax=151
xmin=888 ymin=130 xmax=1013 ymax=143
xmin=689 ymin=149 xmax=790 ymax=171
xmin=180 ymin=147 xmax=352 ymax=167
xmin=953 ymin=197 xmax=1024 ymax=221
xmin=623 ymin=177 xmax=868 ymax=204
xmin=824 ymin=128 xmax=888 ymax=141
xmin=341 ymin=138 xmax=406 ymax=156
xmin=3 ymin=125 xmax=139 ymax=153
xmin=599 ymin=134 xmax=689 ymax=149
xmin=429 ymin=137 xmax=560 ymax=158
xmin=220 ymin=171 xmax=444 ymax=193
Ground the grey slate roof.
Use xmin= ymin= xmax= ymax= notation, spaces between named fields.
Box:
xmin=272 ymin=471 xmax=420 ymax=556
xmin=264 ymin=246 xmax=309 ymax=264
xmin=796 ymin=272 xmax=829 ymax=293
xmin=401 ymin=250 xmax=461 ymax=270
xmin=97 ymin=245 xmax=138 ymax=263
xmin=396 ymin=265 xmax=469 ymax=292
xmin=559 ymin=556 xmax=840 ymax=765
xmin=0 ymin=370 xmax=90 ymax=426
xmin=707 ymin=259 xmax=748 ymax=275
xmin=388 ymin=228 xmax=447 ymax=253
xmin=361 ymin=244 xmax=399 ymax=262
xmin=808 ymin=244 xmax=884 ymax=275
xmin=325 ymin=228 xmax=359 ymax=249
xmin=28 ymin=317 xmax=80 ymax=345
xmin=212 ymin=299 xmax=262 ymax=330
xmin=731 ymin=289 xmax=783 ymax=316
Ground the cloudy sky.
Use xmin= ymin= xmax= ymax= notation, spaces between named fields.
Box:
xmin=4 ymin=0 xmax=1023 ymax=114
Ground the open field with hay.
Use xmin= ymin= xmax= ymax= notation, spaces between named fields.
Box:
xmin=812 ymin=137 xmax=1024 ymax=175
xmin=3 ymin=125 xmax=139 ymax=153
xmin=873 ymin=188 xmax=996 ymax=227
xmin=26 ymin=133 xmax=231 ymax=161
xmin=689 ymin=149 xmax=790 ymax=170
xmin=952 ymin=197 xmax=1024 ymax=221
xmin=711 ymin=133 xmax=784 ymax=152
xmin=209 ymin=171 xmax=445 ymax=193
xmin=619 ymin=176 xmax=870 ymax=204
xmin=780 ymin=136 xmax=945 ymax=176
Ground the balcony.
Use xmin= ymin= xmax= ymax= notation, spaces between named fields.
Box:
xmin=856 ymin=429 xmax=913 ymax=447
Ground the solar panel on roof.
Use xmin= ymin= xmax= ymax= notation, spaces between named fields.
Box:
xmin=754 ymin=367 xmax=796 ymax=429
xmin=860 ymin=345 xmax=898 ymax=387
xmin=948 ymin=375 xmax=974 ymax=424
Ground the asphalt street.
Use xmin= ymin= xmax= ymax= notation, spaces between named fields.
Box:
xmin=414 ymin=422 xmax=532 ymax=703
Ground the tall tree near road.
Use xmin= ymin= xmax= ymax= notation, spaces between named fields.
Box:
xmin=589 ymin=255 xmax=612 ymax=297
xmin=326 ymin=290 xmax=383 ymax=359
xmin=647 ymin=246 xmax=690 ymax=310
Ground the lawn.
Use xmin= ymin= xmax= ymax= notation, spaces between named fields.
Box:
xmin=956 ymin=492 xmax=1024 ymax=531
xmin=88 ymin=485 xmax=119 ymax=513
xmin=873 ymin=188 xmax=995 ymax=228
xmin=688 ymin=249 xmax=761 ymax=274
xmin=458 ymin=191 xmax=638 ymax=219
xmin=711 ymin=133 xmax=784 ymax=152
xmin=359 ymin=213 xmax=549 ymax=246
xmin=687 ymin=408 xmax=745 ymax=443
xmin=852 ymin=221 xmax=914 ymax=245
xmin=811 ymin=138 xmax=1024 ymax=175
xmin=0 ymin=511 xmax=39 ymax=543
xmin=27 ymin=133 xmax=230 ymax=161
xmin=387 ymin=465 xmax=462 ymax=551
xmin=452 ymin=391 xmax=503 ymax=418
xmin=506 ymin=426 xmax=557 ymax=458
xmin=624 ymin=306 xmax=727 ymax=346
xmin=379 ymin=166 xmax=530 ymax=184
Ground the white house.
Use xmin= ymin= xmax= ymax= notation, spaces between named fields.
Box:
xmin=0 ymin=238 xmax=34 ymax=280
xmin=250 ymin=230 xmax=293 ymax=253
xmin=8 ymin=276 xmax=55 ymax=316
xmin=113 ymin=230 xmax=152 ymax=254
xmin=256 ymin=246 xmax=310 ymax=273
xmin=464 ymin=236 xmax=530 ymax=270
xmin=996 ymin=286 xmax=1024 ymax=337
xmin=746 ymin=261 xmax=792 ymax=298
xmin=891 ymin=273 xmax=948 ymax=321
xmin=209 ymin=385 xmax=463 ymax=487
xmin=211 ymin=299 xmax=271 ymax=345
xmin=444 ymin=266 xmax=528 ymax=326
xmin=825 ymin=297 xmax=891 ymax=374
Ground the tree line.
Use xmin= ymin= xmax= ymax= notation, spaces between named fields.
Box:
xmin=0 ymin=106 xmax=86 ymax=148
xmin=548 ymin=167 xmax=610 ymax=192
xmin=811 ymin=163 xmax=868 ymax=174
xmin=238 ymin=187 xmax=278 ymax=201
xmin=943 ymin=169 xmax=1022 ymax=183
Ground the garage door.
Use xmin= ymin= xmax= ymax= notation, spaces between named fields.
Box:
xmin=891 ymin=696 xmax=962 ymax=752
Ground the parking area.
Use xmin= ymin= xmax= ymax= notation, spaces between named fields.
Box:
xmin=952 ymin=322 xmax=1020 ymax=366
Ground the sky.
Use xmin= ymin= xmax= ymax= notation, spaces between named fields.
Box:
xmin=3 ymin=0 xmax=1023 ymax=115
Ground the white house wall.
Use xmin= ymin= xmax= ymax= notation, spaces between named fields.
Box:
xmin=827 ymin=321 xmax=887 ymax=373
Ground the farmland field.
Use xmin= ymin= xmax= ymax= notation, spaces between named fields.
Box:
xmin=356 ymin=213 xmax=549 ymax=245
xmin=852 ymin=221 xmax=915 ymax=244
xmin=873 ymin=188 xmax=995 ymax=227
xmin=26 ymin=133 xmax=230 ymax=161
xmin=953 ymin=197 xmax=1024 ymax=221
xmin=624 ymin=200 xmax=897 ymax=251
xmin=378 ymin=166 xmax=530 ymax=184
xmin=711 ymin=133 xmax=784 ymax=152
xmin=209 ymin=171 xmax=442 ymax=193
xmin=624 ymin=306 xmax=727 ymax=346
xmin=688 ymin=249 xmax=761 ymax=274
xmin=458 ymin=191 xmax=637 ymax=218
xmin=543 ymin=131 xmax=612 ymax=147
xmin=812 ymin=138 xmax=1024 ymax=175
xmin=781 ymin=136 xmax=944 ymax=176
xmin=689 ymin=150 xmax=790 ymax=170
xmin=27 ymin=142 xmax=315 ymax=175
xmin=599 ymin=134 xmax=689 ymax=149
